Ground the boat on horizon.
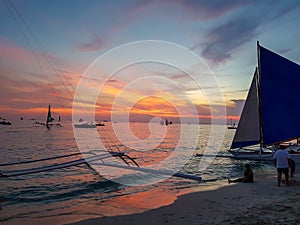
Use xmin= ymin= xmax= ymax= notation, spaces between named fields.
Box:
xmin=95 ymin=122 xmax=105 ymax=126
xmin=0 ymin=119 xmax=12 ymax=125
xmin=229 ymin=42 xmax=300 ymax=163
xmin=227 ymin=117 xmax=237 ymax=129
xmin=73 ymin=122 xmax=97 ymax=128
xmin=160 ymin=118 xmax=172 ymax=126
xmin=33 ymin=104 xmax=62 ymax=128
xmin=46 ymin=104 xmax=54 ymax=129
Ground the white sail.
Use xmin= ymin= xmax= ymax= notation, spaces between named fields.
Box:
xmin=231 ymin=68 xmax=260 ymax=148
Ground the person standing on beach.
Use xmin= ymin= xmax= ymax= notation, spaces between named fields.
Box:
xmin=273 ymin=145 xmax=290 ymax=187
xmin=228 ymin=164 xmax=253 ymax=183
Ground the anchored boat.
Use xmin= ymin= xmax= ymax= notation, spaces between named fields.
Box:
xmin=229 ymin=42 xmax=300 ymax=163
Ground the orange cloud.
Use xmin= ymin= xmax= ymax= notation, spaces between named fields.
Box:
xmin=130 ymin=96 xmax=179 ymax=119
xmin=0 ymin=39 xmax=33 ymax=64
xmin=0 ymin=39 xmax=81 ymax=120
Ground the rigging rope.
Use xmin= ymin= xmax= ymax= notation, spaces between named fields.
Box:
xmin=4 ymin=0 xmax=84 ymax=121
xmin=3 ymin=0 xmax=128 ymax=154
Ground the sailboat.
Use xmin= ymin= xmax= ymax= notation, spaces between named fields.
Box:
xmin=55 ymin=115 xmax=62 ymax=127
xmin=229 ymin=42 xmax=300 ymax=163
xmin=33 ymin=104 xmax=59 ymax=128
xmin=165 ymin=119 xmax=169 ymax=126
xmin=227 ymin=117 xmax=237 ymax=129
xmin=46 ymin=104 xmax=55 ymax=129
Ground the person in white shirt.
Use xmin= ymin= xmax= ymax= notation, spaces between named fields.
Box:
xmin=273 ymin=145 xmax=290 ymax=187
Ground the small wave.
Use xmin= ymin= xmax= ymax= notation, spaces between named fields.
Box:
xmin=2 ymin=179 xmax=122 ymax=206
xmin=5 ymin=130 xmax=30 ymax=133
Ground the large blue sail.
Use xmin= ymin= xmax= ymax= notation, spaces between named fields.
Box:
xmin=259 ymin=45 xmax=300 ymax=145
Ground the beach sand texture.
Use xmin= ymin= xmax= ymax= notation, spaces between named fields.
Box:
xmin=69 ymin=174 xmax=300 ymax=225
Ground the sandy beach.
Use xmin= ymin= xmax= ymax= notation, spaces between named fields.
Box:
xmin=68 ymin=173 xmax=300 ymax=225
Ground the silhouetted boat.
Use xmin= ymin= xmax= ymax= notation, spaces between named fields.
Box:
xmin=46 ymin=104 xmax=55 ymax=129
xmin=74 ymin=122 xmax=96 ymax=128
xmin=0 ymin=119 xmax=12 ymax=125
xmin=227 ymin=117 xmax=237 ymax=129
xmin=33 ymin=105 xmax=61 ymax=128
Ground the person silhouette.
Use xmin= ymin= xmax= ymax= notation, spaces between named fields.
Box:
xmin=274 ymin=145 xmax=290 ymax=187
xmin=228 ymin=164 xmax=253 ymax=183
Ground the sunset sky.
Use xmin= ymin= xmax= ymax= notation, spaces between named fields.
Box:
xmin=1 ymin=0 xmax=300 ymax=123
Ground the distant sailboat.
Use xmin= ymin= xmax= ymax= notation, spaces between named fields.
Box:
xmin=229 ymin=42 xmax=300 ymax=163
xmin=227 ymin=117 xmax=237 ymax=129
xmin=160 ymin=119 xmax=171 ymax=126
xmin=46 ymin=104 xmax=54 ymax=129
xmin=56 ymin=115 xmax=62 ymax=127
xmin=160 ymin=119 xmax=164 ymax=125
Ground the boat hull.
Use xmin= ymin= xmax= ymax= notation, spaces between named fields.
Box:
xmin=228 ymin=149 xmax=273 ymax=161
xmin=228 ymin=149 xmax=300 ymax=164
xmin=227 ymin=126 xmax=237 ymax=129
xmin=74 ymin=124 xmax=96 ymax=128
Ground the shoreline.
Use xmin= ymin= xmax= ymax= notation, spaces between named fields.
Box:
xmin=67 ymin=172 xmax=300 ymax=225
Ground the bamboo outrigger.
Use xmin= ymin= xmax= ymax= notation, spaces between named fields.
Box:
xmin=0 ymin=151 xmax=202 ymax=182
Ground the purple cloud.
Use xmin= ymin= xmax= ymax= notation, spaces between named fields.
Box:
xmin=179 ymin=0 xmax=254 ymax=20
xmin=198 ymin=1 xmax=300 ymax=63
xmin=129 ymin=0 xmax=251 ymax=20
xmin=201 ymin=18 xmax=258 ymax=62
xmin=77 ymin=33 xmax=105 ymax=52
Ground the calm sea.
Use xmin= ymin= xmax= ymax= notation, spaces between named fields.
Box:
xmin=0 ymin=120 xmax=274 ymax=225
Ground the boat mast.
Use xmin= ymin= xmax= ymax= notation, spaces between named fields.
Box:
xmin=257 ymin=41 xmax=264 ymax=152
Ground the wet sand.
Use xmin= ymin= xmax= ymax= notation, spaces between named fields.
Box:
xmin=68 ymin=174 xmax=300 ymax=225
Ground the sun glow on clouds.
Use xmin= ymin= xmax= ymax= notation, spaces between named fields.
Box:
xmin=77 ymin=61 xmax=207 ymax=122
xmin=94 ymin=79 xmax=186 ymax=121
xmin=95 ymin=88 xmax=193 ymax=122
xmin=130 ymin=96 xmax=179 ymax=120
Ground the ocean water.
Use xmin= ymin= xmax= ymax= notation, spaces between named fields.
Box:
xmin=0 ymin=121 xmax=275 ymax=225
